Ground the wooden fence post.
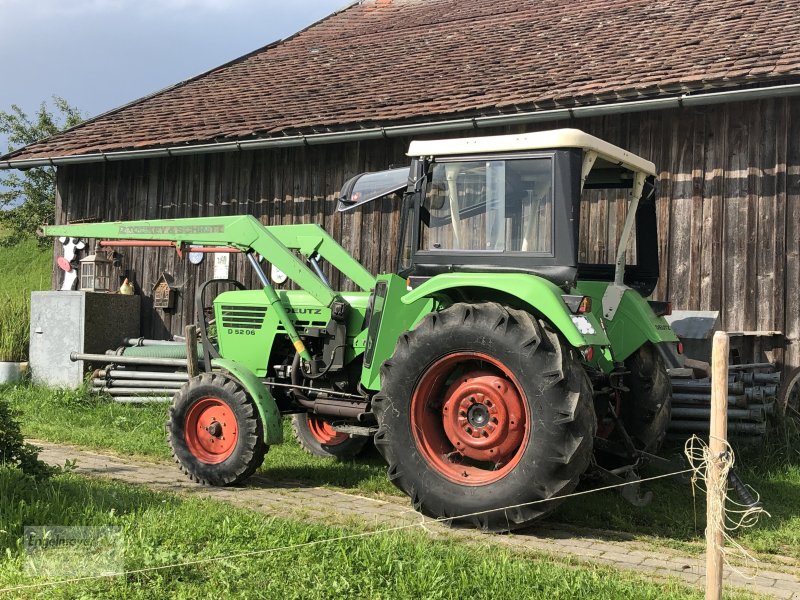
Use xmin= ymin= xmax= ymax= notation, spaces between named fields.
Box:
xmin=706 ymin=331 xmax=729 ymax=600
xmin=185 ymin=324 xmax=199 ymax=378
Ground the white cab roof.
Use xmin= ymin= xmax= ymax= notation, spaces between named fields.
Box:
xmin=407 ymin=128 xmax=656 ymax=176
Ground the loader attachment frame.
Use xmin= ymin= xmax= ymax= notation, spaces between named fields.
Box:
xmin=45 ymin=216 xmax=377 ymax=362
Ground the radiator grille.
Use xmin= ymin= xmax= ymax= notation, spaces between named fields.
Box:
xmin=220 ymin=306 xmax=267 ymax=329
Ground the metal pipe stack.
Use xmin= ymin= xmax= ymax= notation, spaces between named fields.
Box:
xmin=90 ymin=367 xmax=189 ymax=403
xmin=667 ymin=365 xmax=779 ymax=437
xmin=76 ymin=340 xmax=193 ymax=403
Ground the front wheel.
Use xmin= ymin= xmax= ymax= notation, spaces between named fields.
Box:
xmin=168 ymin=373 xmax=267 ymax=485
xmin=373 ymin=303 xmax=595 ymax=532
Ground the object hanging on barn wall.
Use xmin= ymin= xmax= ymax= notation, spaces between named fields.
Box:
xmin=188 ymin=249 xmax=204 ymax=265
xmin=152 ymin=272 xmax=178 ymax=309
xmin=213 ymin=253 xmax=229 ymax=279
xmin=79 ymin=250 xmax=113 ymax=292
xmin=58 ymin=237 xmax=85 ymax=291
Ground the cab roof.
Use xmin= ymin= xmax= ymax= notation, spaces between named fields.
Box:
xmin=407 ymin=128 xmax=657 ymax=176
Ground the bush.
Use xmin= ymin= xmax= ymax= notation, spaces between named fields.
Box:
xmin=0 ymin=293 xmax=29 ymax=362
xmin=0 ymin=398 xmax=51 ymax=477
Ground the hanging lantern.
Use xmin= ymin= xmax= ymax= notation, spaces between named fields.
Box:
xmin=79 ymin=252 xmax=113 ymax=292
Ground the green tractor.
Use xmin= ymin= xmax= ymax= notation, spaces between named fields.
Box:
xmin=46 ymin=129 xmax=679 ymax=531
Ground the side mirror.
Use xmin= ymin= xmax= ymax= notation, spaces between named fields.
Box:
xmin=337 ymin=167 xmax=410 ymax=212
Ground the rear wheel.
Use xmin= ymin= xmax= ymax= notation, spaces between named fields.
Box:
xmin=168 ymin=373 xmax=267 ymax=485
xmin=291 ymin=414 xmax=368 ymax=459
xmin=621 ymin=343 xmax=672 ymax=454
xmin=373 ymin=303 xmax=595 ymax=532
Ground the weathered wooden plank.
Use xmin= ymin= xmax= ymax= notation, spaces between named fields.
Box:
xmin=722 ymin=102 xmax=749 ymax=332
xmin=655 ymin=109 xmax=674 ymax=302
xmin=772 ymin=99 xmax=788 ymax=347
xmin=688 ymin=109 xmax=706 ymax=310
xmin=755 ymin=99 xmax=778 ymax=332
xmin=783 ymin=97 xmax=800 ymax=368
xmin=667 ymin=108 xmax=694 ymax=309
xmin=699 ymin=106 xmax=723 ymax=310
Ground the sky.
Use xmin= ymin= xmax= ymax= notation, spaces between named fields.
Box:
xmin=0 ymin=0 xmax=348 ymax=155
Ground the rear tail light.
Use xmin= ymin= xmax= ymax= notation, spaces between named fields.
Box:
xmin=562 ymin=295 xmax=593 ymax=314
xmin=581 ymin=346 xmax=594 ymax=361
xmin=677 ymin=342 xmax=684 ymax=355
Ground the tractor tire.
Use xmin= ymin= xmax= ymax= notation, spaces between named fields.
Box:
xmin=621 ymin=343 xmax=672 ymax=454
xmin=291 ymin=414 xmax=369 ymax=459
xmin=168 ymin=373 xmax=267 ymax=485
xmin=373 ymin=302 xmax=595 ymax=532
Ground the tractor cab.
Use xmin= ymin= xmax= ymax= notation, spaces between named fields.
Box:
xmin=339 ymin=129 xmax=660 ymax=297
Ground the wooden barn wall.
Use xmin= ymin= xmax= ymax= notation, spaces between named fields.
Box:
xmin=54 ymin=97 xmax=800 ymax=367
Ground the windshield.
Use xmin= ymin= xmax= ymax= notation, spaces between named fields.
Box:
xmin=420 ymin=157 xmax=553 ymax=254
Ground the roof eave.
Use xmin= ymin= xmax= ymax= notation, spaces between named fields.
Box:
xmin=4 ymin=81 xmax=800 ymax=170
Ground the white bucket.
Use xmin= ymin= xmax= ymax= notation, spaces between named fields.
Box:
xmin=0 ymin=361 xmax=23 ymax=384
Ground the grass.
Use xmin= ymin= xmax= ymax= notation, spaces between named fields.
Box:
xmin=0 ymin=294 xmax=30 ymax=362
xmin=557 ymin=431 xmax=800 ymax=561
xmin=0 ymin=235 xmax=51 ymax=296
xmin=0 ymin=466 xmax=753 ymax=599
xmin=7 ymin=383 xmax=800 ymax=566
xmin=0 ymin=234 xmax=50 ymax=363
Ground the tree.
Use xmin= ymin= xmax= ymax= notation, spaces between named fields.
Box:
xmin=0 ymin=97 xmax=84 ymax=242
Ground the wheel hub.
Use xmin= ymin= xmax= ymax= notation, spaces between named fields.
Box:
xmin=206 ymin=421 xmax=223 ymax=437
xmin=441 ymin=370 xmax=525 ymax=463
xmin=467 ymin=402 xmax=490 ymax=428
xmin=184 ymin=398 xmax=238 ymax=464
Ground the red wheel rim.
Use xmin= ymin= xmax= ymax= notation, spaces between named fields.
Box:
xmin=410 ymin=352 xmax=529 ymax=485
xmin=184 ymin=397 xmax=238 ymax=464
xmin=307 ymin=415 xmax=349 ymax=446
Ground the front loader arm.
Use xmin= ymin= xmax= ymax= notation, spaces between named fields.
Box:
xmin=45 ymin=216 xmax=345 ymax=307
xmin=45 ymin=215 xmax=362 ymax=362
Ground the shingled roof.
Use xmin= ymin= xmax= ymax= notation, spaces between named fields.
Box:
xmin=4 ymin=0 xmax=800 ymax=164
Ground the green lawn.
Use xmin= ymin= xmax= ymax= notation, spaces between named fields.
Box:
xmin=0 ymin=466 xmax=754 ymax=600
xmin=7 ymin=383 xmax=800 ymax=565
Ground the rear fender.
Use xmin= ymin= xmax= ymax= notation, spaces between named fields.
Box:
xmin=211 ymin=357 xmax=283 ymax=445
xmin=574 ymin=280 xmax=679 ymax=362
xmin=401 ymin=273 xmax=610 ymax=350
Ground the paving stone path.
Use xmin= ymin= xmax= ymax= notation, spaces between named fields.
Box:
xmin=36 ymin=441 xmax=800 ymax=599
